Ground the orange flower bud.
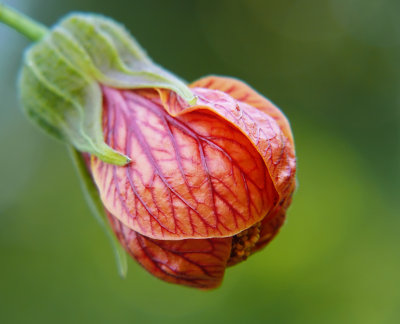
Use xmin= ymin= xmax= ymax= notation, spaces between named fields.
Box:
xmin=89 ymin=76 xmax=296 ymax=288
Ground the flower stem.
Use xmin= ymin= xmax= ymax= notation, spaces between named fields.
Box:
xmin=0 ymin=3 xmax=48 ymax=41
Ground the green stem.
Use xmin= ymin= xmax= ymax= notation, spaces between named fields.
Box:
xmin=68 ymin=146 xmax=128 ymax=278
xmin=0 ymin=3 xmax=48 ymax=41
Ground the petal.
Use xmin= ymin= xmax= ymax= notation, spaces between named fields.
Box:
xmin=91 ymin=86 xmax=278 ymax=239
xmin=253 ymin=205 xmax=287 ymax=253
xmin=159 ymin=81 xmax=296 ymax=202
xmin=107 ymin=212 xmax=232 ymax=289
xmin=253 ymin=178 xmax=295 ymax=253
xmin=190 ymin=76 xmax=294 ymax=145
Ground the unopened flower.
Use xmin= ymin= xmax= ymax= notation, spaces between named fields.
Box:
xmin=7 ymin=11 xmax=295 ymax=289
xmin=88 ymin=76 xmax=296 ymax=288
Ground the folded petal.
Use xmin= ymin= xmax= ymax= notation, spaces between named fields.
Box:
xmin=91 ymin=86 xmax=277 ymax=239
xmin=190 ymin=76 xmax=294 ymax=145
xmin=107 ymin=212 xmax=232 ymax=289
xmin=160 ymin=77 xmax=296 ymax=204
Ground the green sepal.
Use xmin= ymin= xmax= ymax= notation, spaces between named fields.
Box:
xmin=19 ymin=13 xmax=196 ymax=165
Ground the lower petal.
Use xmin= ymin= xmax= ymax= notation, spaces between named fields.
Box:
xmin=107 ymin=212 xmax=232 ymax=289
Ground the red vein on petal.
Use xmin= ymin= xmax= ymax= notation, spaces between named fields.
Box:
xmin=130 ymin=126 xmax=203 ymax=223
xmin=136 ymin=98 xmax=261 ymax=233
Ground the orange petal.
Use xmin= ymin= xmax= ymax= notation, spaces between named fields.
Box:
xmin=158 ymin=81 xmax=296 ymax=203
xmin=254 ymin=173 xmax=295 ymax=254
xmin=253 ymin=205 xmax=286 ymax=253
xmin=107 ymin=212 xmax=232 ymax=289
xmin=190 ymin=76 xmax=294 ymax=145
xmin=91 ymin=86 xmax=277 ymax=239
xmin=256 ymin=177 xmax=295 ymax=250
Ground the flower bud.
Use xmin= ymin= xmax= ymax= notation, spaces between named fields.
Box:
xmin=89 ymin=76 xmax=296 ymax=288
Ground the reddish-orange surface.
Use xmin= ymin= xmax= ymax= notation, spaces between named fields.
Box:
xmin=89 ymin=76 xmax=296 ymax=288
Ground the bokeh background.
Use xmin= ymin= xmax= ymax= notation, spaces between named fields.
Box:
xmin=1 ymin=0 xmax=399 ymax=323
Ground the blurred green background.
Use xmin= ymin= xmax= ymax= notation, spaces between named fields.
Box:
xmin=1 ymin=0 xmax=399 ymax=323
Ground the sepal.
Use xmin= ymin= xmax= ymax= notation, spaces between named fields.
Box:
xmin=19 ymin=13 xmax=195 ymax=165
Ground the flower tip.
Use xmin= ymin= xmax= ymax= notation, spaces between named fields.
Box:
xmin=117 ymin=154 xmax=132 ymax=166
xmin=96 ymin=148 xmax=132 ymax=166
xmin=188 ymin=95 xmax=198 ymax=106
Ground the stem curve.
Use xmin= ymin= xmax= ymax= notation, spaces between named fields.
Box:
xmin=0 ymin=3 xmax=48 ymax=41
